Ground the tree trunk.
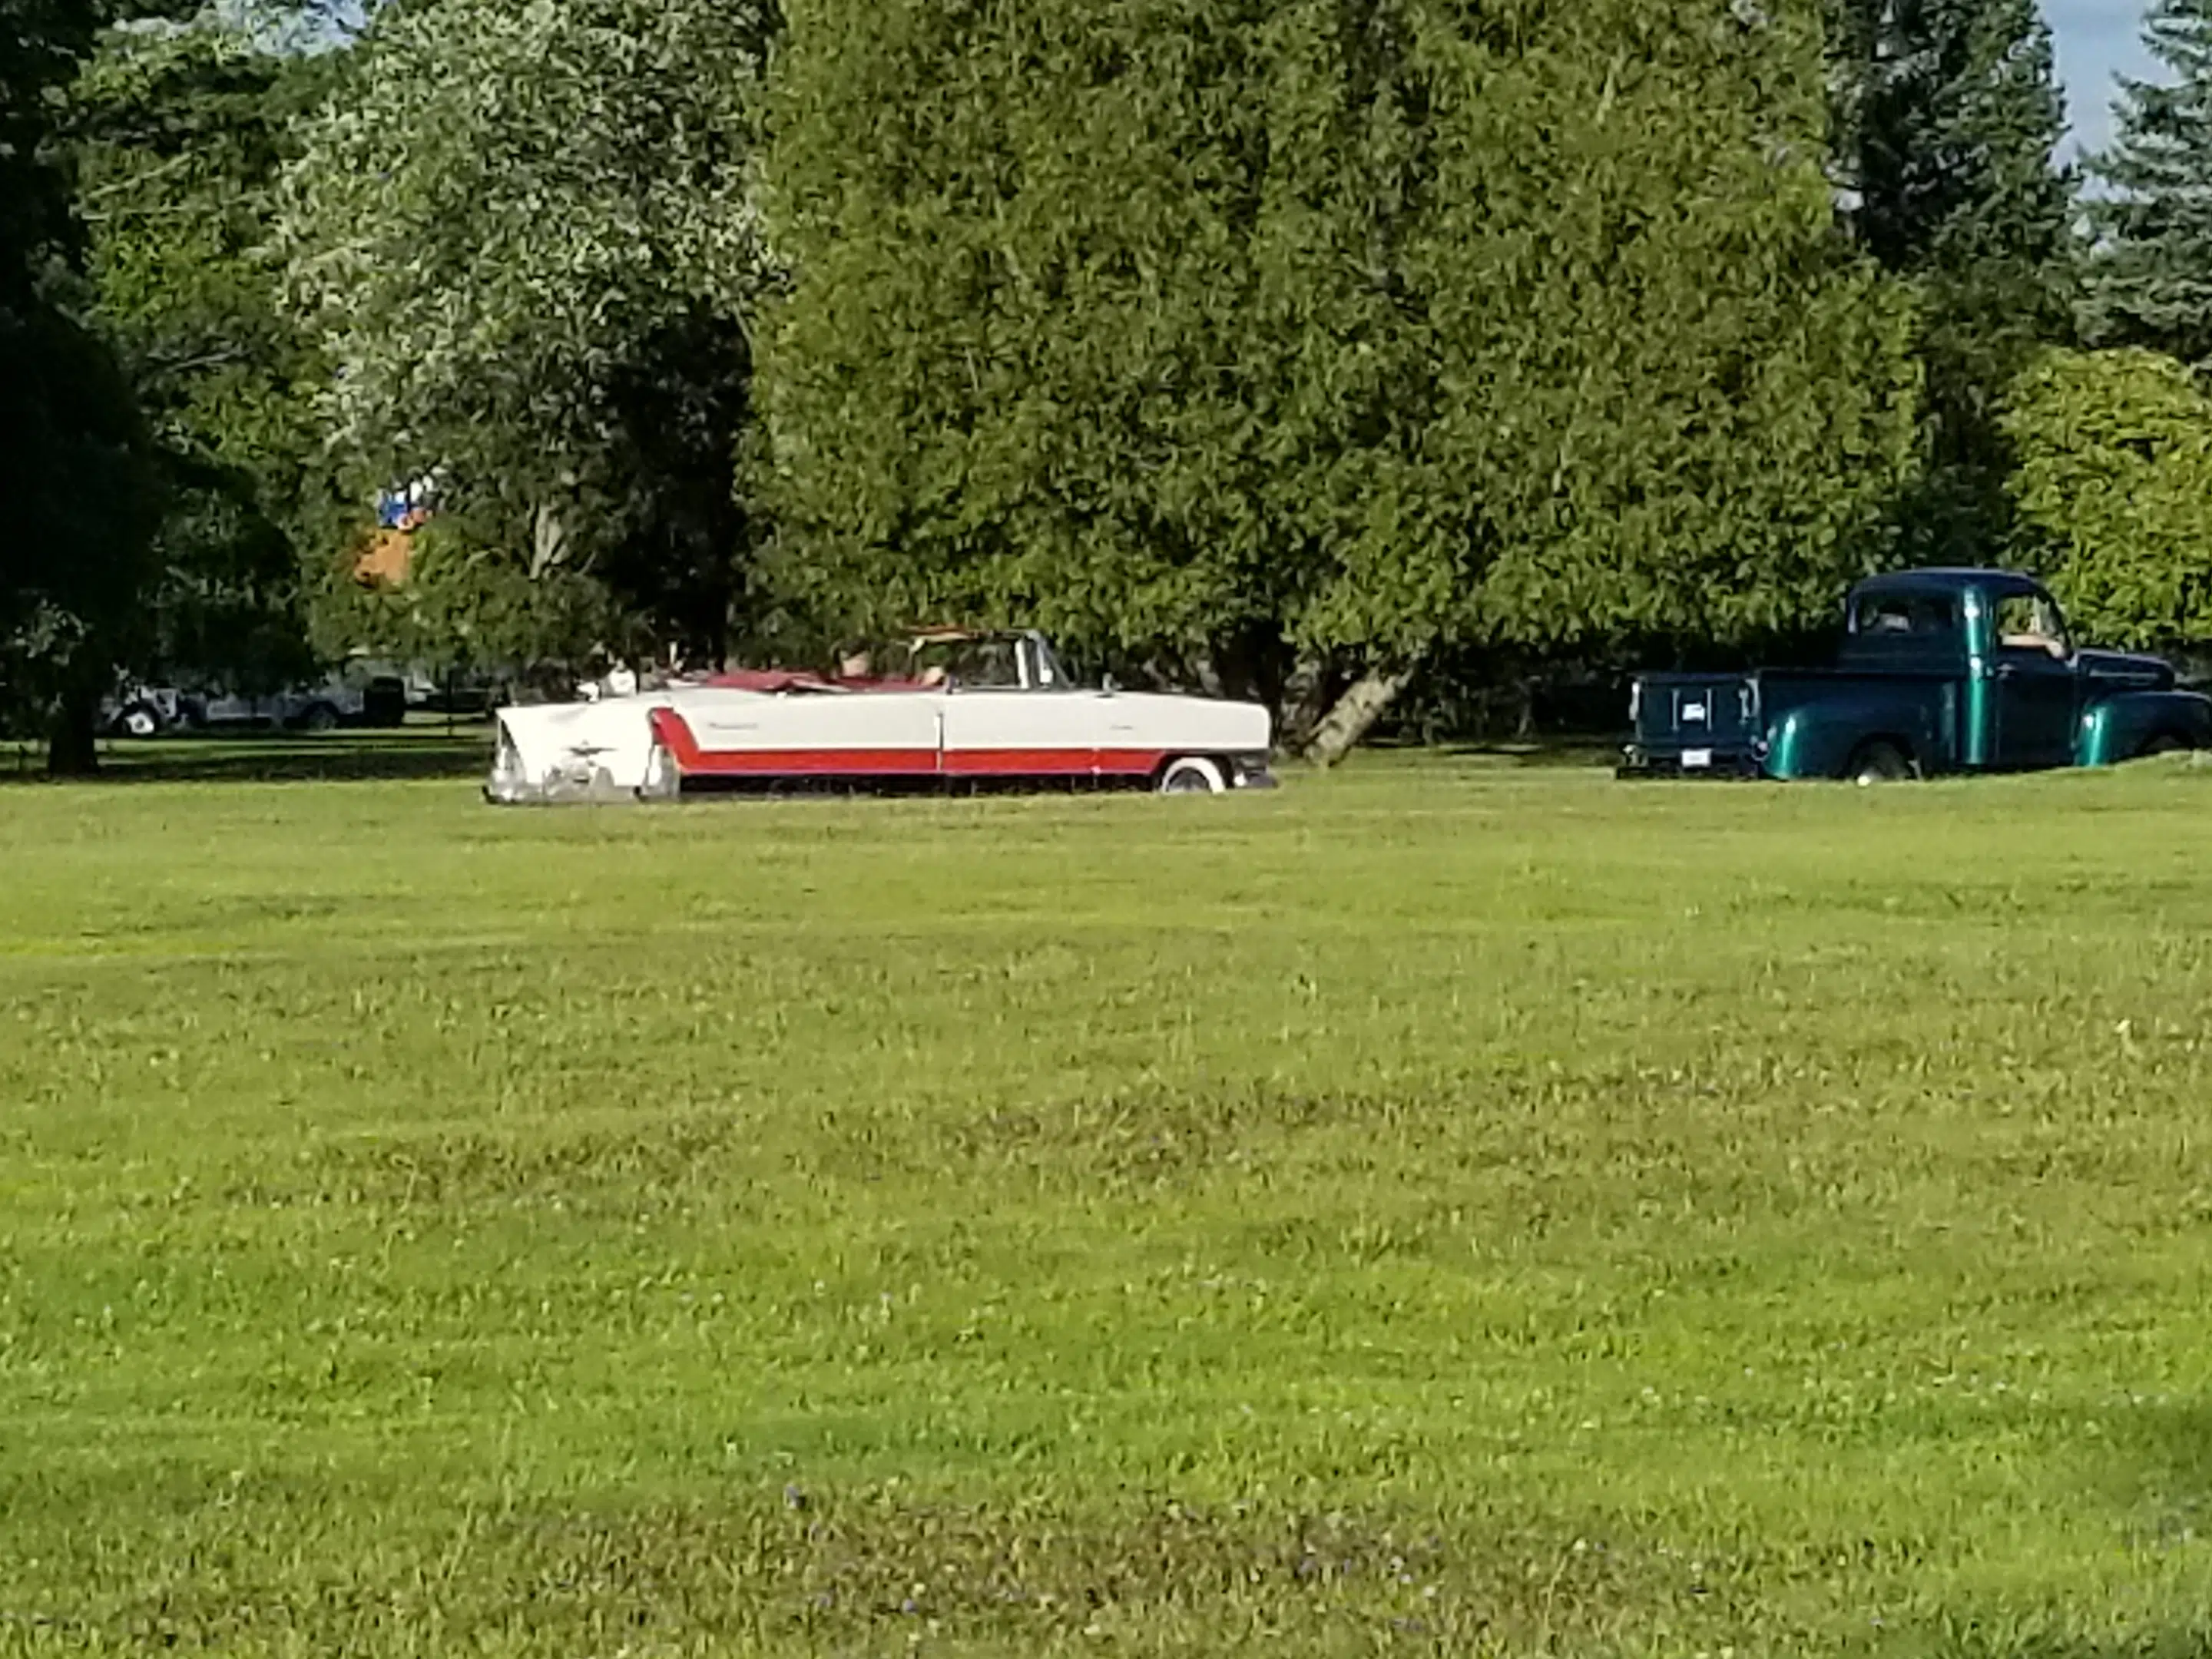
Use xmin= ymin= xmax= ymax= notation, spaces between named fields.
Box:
xmin=1303 ymin=664 xmax=1417 ymax=769
xmin=1276 ymin=655 xmax=1340 ymax=755
xmin=529 ymin=502 xmax=569 ymax=579
xmin=47 ymin=692 xmax=100 ymax=777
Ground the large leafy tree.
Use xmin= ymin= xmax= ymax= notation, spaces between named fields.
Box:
xmin=0 ymin=0 xmax=162 ymax=770
xmin=760 ymin=0 xmax=1917 ymax=758
xmin=1826 ymin=0 xmax=2076 ymax=563
xmin=281 ymin=0 xmax=778 ymax=669
xmin=336 ymin=522 xmax=642 ymax=683
xmin=2004 ymin=347 xmax=2212 ymax=646
xmin=68 ymin=19 xmax=339 ymax=699
xmin=2086 ymin=0 xmax=2212 ymax=367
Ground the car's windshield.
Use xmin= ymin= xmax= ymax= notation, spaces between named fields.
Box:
xmin=1027 ymin=634 xmax=1070 ymax=689
xmin=907 ymin=637 xmax=1024 ymax=689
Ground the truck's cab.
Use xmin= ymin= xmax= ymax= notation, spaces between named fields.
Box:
xmin=1623 ymin=569 xmax=2212 ymax=782
xmin=1835 ymin=570 xmax=2072 ymax=771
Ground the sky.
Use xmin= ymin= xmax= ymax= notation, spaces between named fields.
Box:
xmin=233 ymin=2 xmax=2157 ymax=164
xmin=2051 ymin=0 xmax=2152 ymax=160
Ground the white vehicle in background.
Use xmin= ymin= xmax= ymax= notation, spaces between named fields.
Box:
xmin=104 ymin=671 xmax=409 ymax=737
xmin=487 ymin=631 xmax=1276 ymax=804
xmin=191 ymin=682 xmax=360 ymax=732
xmin=103 ymin=684 xmax=195 ymax=738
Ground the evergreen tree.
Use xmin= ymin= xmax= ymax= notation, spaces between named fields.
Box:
xmin=1826 ymin=0 xmax=2076 ymax=562
xmin=760 ymin=0 xmax=1918 ymax=756
xmin=2086 ymin=0 xmax=2212 ymax=367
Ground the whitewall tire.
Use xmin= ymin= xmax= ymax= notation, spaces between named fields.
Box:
xmin=1158 ymin=757 xmax=1227 ymax=796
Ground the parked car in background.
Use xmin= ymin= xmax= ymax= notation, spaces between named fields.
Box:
xmin=193 ymin=682 xmax=356 ymax=732
xmin=1621 ymin=568 xmax=2212 ymax=783
xmin=104 ymin=684 xmax=195 ymax=738
xmin=401 ymin=664 xmax=508 ymax=716
xmin=103 ymin=671 xmax=409 ymax=737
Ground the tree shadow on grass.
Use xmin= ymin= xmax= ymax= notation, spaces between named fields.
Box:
xmin=1929 ymin=1615 xmax=2212 ymax=1659
xmin=1359 ymin=735 xmax=1621 ymax=770
xmin=0 ymin=730 xmax=492 ymax=786
xmin=1445 ymin=739 xmax=1621 ymax=769
xmin=1929 ymin=1401 xmax=2212 ymax=1659
xmin=2111 ymin=1400 xmax=2212 ymax=1552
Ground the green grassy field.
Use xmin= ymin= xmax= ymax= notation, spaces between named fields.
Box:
xmin=7 ymin=753 xmax=2212 ymax=1655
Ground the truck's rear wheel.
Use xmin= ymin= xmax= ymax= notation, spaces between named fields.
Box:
xmin=2137 ymin=733 xmax=2184 ymax=760
xmin=1846 ymin=741 xmax=1913 ymax=786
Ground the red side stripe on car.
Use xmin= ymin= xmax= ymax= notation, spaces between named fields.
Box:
xmin=649 ymin=710 xmax=1167 ymax=780
xmin=945 ymin=748 xmax=1166 ymax=777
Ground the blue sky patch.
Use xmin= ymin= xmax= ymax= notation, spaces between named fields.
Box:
xmin=2051 ymin=0 xmax=2151 ymax=157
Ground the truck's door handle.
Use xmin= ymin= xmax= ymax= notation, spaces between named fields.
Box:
xmin=1995 ymin=664 xmax=2017 ymax=680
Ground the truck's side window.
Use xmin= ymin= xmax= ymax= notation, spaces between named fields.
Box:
xmin=1995 ymin=595 xmax=2069 ymax=660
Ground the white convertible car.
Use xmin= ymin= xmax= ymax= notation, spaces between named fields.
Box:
xmin=486 ymin=631 xmax=1276 ymax=803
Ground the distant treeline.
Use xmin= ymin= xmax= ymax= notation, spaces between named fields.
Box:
xmin=8 ymin=0 xmax=2212 ymax=768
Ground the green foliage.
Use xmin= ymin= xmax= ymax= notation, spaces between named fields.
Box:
xmin=0 ymin=2 xmax=101 ymax=293
xmin=11 ymin=763 xmax=2212 ymax=1651
xmin=2088 ymin=0 xmax=2212 ymax=367
xmin=0 ymin=302 xmax=164 ymax=727
xmin=2003 ymin=346 xmax=2212 ymax=646
xmin=280 ymin=0 xmax=777 ymax=662
xmin=1388 ymin=1 xmax=1916 ymax=649
xmin=0 ymin=0 xmax=164 ymax=753
xmin=321 ymin=522 xmax=641 ymax=676
xmin=1828 ymin=0 xmax=2073 ymax=276
xmin=761 ymin=0 xmax=1916 ymax=676
xmin=1826 ymin=0 xmax=2077 ymax=563
xmin=68 ymin=19 xmax=339 ymax=695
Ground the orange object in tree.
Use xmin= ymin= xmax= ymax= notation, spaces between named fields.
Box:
xmin=354 ymin=528 xmax=415 ymax=588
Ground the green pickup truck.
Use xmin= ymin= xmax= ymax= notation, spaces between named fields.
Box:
xmin=1621 ymin=568 xmax=2212 ymax=783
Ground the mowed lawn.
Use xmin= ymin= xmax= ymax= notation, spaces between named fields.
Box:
xmin=6 ymin=756 xmax=2212 ymax=1657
